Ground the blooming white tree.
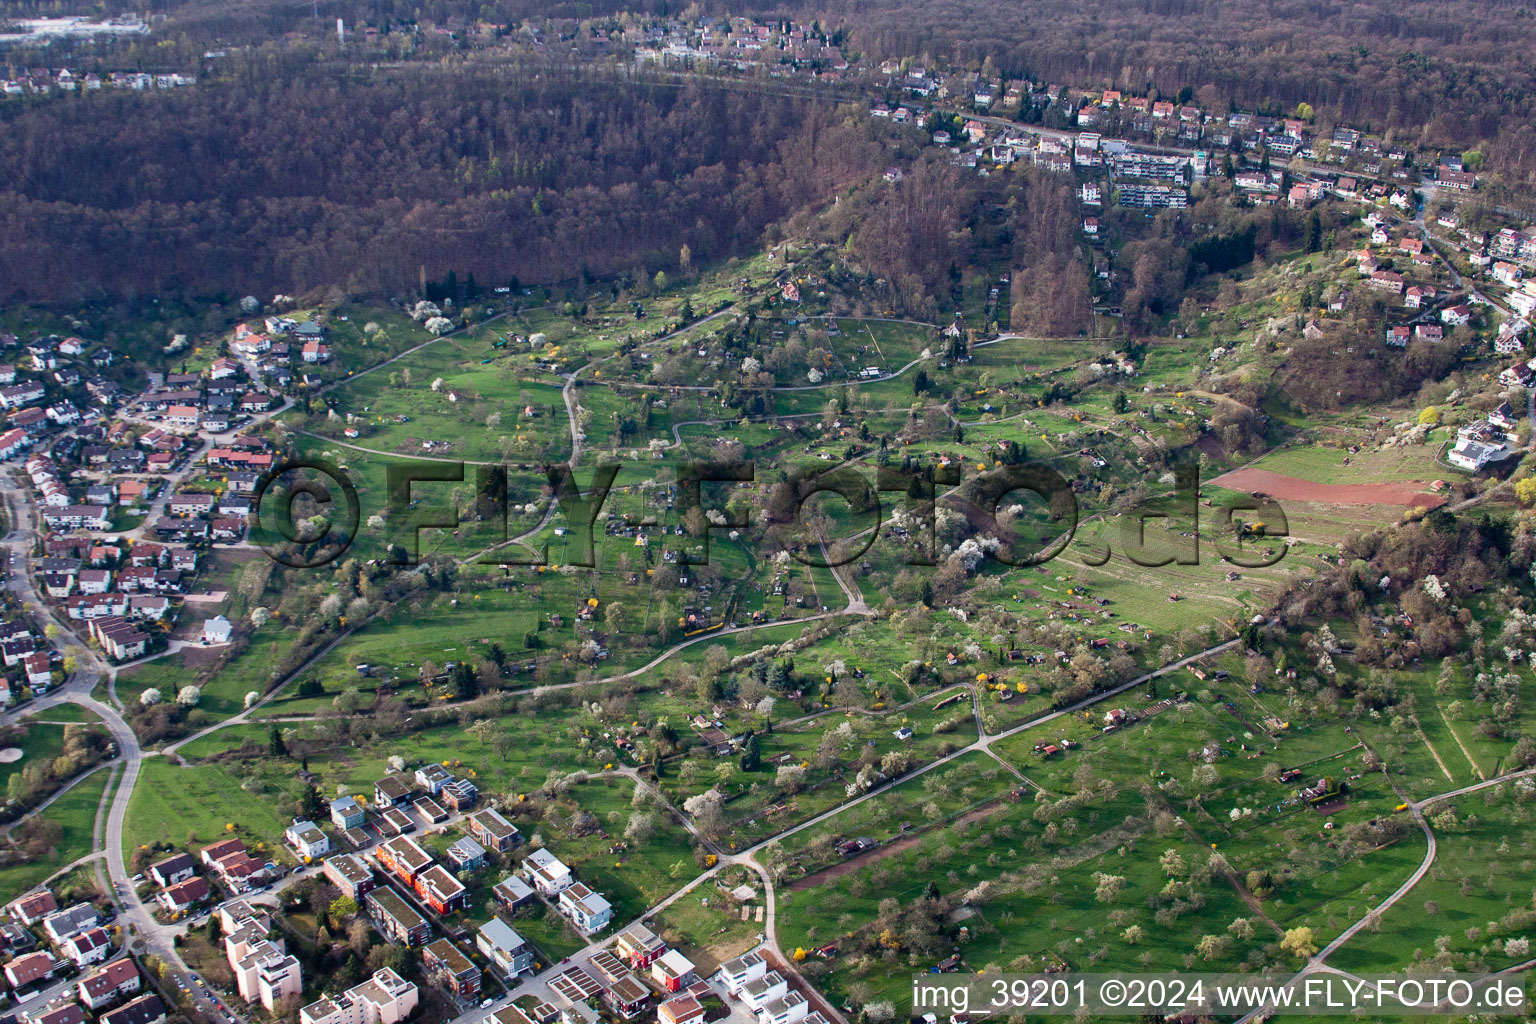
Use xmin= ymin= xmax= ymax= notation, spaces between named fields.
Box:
xmin=240 ymin=295 xmax=260 ymax=313
xmin=806 ymin=368 xmax=823 ymax=383
xmin=250 ymin=606 xmax=270 ymax=627
xmin=741 ymin=357 xmax=761 ymax=375
xmin=244 ymin=691 xmax=261 ymax=709
xmin=411 ymin=300 xmax=441 ymax=321
xmin=776 ymin=763 xmax=808 ymax=792
xmin=177 ymin=685 xmax=201 ymax=706
xmin=424 ymin=316 xmax=454 ymax=335
xmin=140 ymin=688 xmax=162 ymax=706
xmin=844 ymin=763 xmax=879 ymax=796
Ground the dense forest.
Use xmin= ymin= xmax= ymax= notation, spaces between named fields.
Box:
xmin=13 ymin=0 xmax=1536 ymax=167
xmin=7 ymin=0 xmax=1536 ymax=303
xmin=0 ymin=63 xmax=882 ymax=302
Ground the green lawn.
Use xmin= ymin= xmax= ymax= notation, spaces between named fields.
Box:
xmin=0 ymin=768 xmax=111 ymax=897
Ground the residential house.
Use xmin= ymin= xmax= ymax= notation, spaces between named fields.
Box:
xmin=23 ymin=652 xmax=52 ymax=690
xmin=42 ymin=903 xmax=99 ymax=945
xmin=285 ymin=820 xmax=331 ymax=861
xmin=717 ymin=950 xmax=768 ymax=994
xmin=587 ymin=951 xmax=648 ymax=1017
xmin=739 ymin=971 xmax=789 ymax=1014
xmin=61 ymin=926 xmax=112 ymax=965
xmin=99 ymin=994 xmax=167 ymax=1024
xmin=229 ymin=937 xmax=302 ymax=1013
xmin=615 ymin=923 xmax=666 ymax=971
xmin=31 ymin=1003 xmax=88 ymax=1024
xmin=441 ymin=777 xmax=478 ymax=811
xmin=658 ymin=994 xmax=707 ymax=1024
xmin=1369 ymin=270 xmax=1405 ymax=294
xmin=492 ymin=874 xmax=535 ymax=912
xmin=11 ymin=891 xmax=58 ymax=926
xmin=445 ymin=836 xmax=486 ymax=873
xmin=77 ymin=958 xmax=142 ymax=1010
xmin=477 ymin=918 xmax=533 ymax=977
xmin=1490 ymin=401 xmax=1522 ymax=433
xmin=414 ymin=764 xmax=451 ymax=794
xmin=330 ymin=796 xmax=366 ymax=831
xmin=602 ymin=973 xmax=651 ymax=1019
xmin=0 ymin=427 xmax=29 ymax=459
xmin=1449 ymin=436 xmax=1513 ymax=471
xmin=158 ymin=877 xmax=211 ymax=914
xmin=1442 ymin=304 xmax=1472 ymax=326
xmin=200 ymin=837 xmax=246 ymax=869
xmin=757 ymin=990 xmax=810 ymax=1024
xmin=4 ymin=950 xmax=54 ymax=990
xmin=652 ymin=949 xmax=696 ymax=992
xmin=558 ymin=883 xmax=612 ymax=935
xmin=522 ymin=848 xmax=573 ymax=894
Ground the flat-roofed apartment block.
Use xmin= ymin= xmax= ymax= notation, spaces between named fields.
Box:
xmin=377 ymin=806 xmax=415 ymax=837
xmin=415 ymin=863 xmax=469 ymax=914
xmin=323 ymin=853 xmax=376 ymax=901
xmin=489 ymin=1007 xmax=540 ymax=1024
xmin=373 ymin=835 xmax=432 ymax=884
xmin=467 ymin=807 xmax=522 ymax=852
xmin=230 ymin=939 xmax=302 ymax=1012
xmin=373 ymin=775 xmax=412 ymax=807
xmin=222 ymin=898 xmax=296 ymax=1012
xmin=299 ymin=967 xmax=418 ymax=1024
xmin=365 ymin=886 xmax=430 ymax=946
xmin=423 ymin=938 xmax=481 ymax=999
